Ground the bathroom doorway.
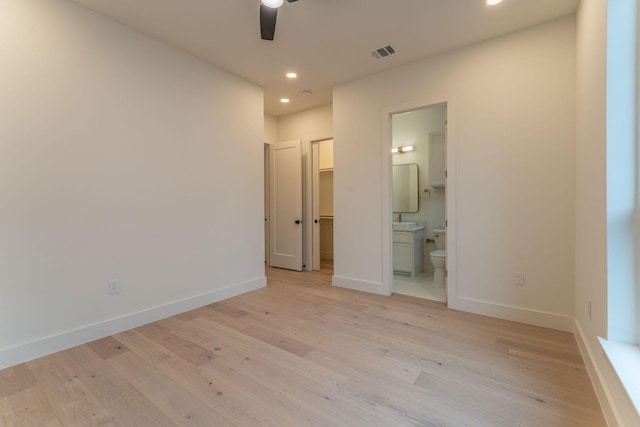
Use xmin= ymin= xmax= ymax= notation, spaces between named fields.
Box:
xmin=390 ymin=103 xmax=448 ymax=302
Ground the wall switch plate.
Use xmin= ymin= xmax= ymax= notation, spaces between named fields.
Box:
xmin=514 ymin=272 xmax=525 ymax=286
xmin=109 ymin=279 xmax=120 ymax=294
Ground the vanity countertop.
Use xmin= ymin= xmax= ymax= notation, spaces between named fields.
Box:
xmin=392 ymin=225 xmax=425 ymax=232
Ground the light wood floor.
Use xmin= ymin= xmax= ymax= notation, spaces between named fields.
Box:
xmin=0 ymin=265 xmax=606 ymax=426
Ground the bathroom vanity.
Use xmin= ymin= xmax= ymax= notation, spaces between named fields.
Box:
xmin=392 ymin=225 xmax=424 ymax=277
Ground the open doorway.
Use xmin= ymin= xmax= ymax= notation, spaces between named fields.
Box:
xmin=390 ymin=104 xmax=447 ymax=302
xmin=311 ymin=139 xmax=334 ymax=276
xmin=265 ymin=137 xmax=334 ymax=276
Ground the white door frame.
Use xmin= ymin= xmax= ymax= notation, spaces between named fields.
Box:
xmin=264 ymin=144 xmax=270 ymax=265
xmin=380 ymin=97 xmax=457 ymax=305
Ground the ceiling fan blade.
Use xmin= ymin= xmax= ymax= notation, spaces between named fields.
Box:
xmin=260 ymin=4 xmax=278 ymax=41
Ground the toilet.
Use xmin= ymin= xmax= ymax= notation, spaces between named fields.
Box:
xmin=430 ymin=229 xmax=446 ymax=285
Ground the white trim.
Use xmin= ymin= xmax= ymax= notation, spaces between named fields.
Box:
xmin=381 ymin=108 xmax=394 ymax=296
xmin=264 ymin=144 xmax=271 ymax=266
xmin=574 ymin=323 xmax=612 ymax=421
xmin=599 ymin=338 xmax=640 ymax=422
xmin=448 ymin=296 xmax=574 ymax=332
xmin=332 ymin=275 xmax=390 ymax=296
xmin=574 ymin=325 xmax=621 ymax=427
xmin=0 ymin=276 xmax=266 ymax=370
xmin=304 ymin=139 xmax=313 ymax=271
xmin=574 ymin=319 xmax=640 ymax=427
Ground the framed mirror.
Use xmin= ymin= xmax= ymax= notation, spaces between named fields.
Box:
xmin=393 ymin=163 xmax=419 ymax=213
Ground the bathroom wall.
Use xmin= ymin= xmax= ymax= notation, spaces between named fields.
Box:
xmin=333 ymin=17 xmax=576 ymax=329
xmin=0 ymin=0 xmax=265 ymax=368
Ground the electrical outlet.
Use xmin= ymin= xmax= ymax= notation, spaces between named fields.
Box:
xmin=514 ymin=272 xmax=525 ymax=286
xmin=109 ymin=279 xmax=120 ymax=295
xmin=588 ymin=301 xmax=592 ymax=319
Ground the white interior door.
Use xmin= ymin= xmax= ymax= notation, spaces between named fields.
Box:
xmin=269 ymin=140 xmax=303 ymax=271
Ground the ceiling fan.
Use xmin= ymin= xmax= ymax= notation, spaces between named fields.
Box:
xmin=260 ymin=0 xmax=299 ymax=41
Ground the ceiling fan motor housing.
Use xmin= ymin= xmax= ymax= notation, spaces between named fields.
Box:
xmin=260 ymin=0 xmax=300 ymax=41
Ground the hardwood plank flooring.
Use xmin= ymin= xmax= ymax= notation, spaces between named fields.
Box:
xmin=1 ymin=264 xmax=606 ymax=426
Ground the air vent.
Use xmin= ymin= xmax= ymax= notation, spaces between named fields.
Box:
xmin=370 ymin=45 xmax=396 ymax=60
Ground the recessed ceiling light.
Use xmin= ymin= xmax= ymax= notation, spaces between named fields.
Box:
xmin=486 ymin=0 xmax=503 ymax=5
xmin=286 ymin=72 xmax=297 ymax=79
xmin=280 ymin=98 xmax=290 ymax=103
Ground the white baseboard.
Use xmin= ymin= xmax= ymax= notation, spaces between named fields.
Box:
xmin=448 ymin=296 xmax=574 ymax=332
xmin=0 ymin=276 xmax=266 ymax=370
xmin=332 ymin=275 xmax=390 ymax=296
xmin=573 ymin=321 xmax=620 ymax=427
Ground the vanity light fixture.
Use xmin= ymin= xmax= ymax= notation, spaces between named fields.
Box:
xmin=280 ymin=98 xmax=290 ymax=103
xmin=486 ymin=0 xmax=503 ymax=5
xmin=286 ymin=72 xmax=298 ymax=79
xmin=392 ymin=145 xmax=414 ymax=154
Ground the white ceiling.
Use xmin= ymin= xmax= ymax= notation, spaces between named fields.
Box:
xmin=70 ymin=0 xmax=579 ymax=116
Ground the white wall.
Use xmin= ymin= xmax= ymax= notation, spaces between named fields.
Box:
xmin=277 ymin=105 xmax=333 ymax=269
xmin=277 ymin=105 xmax=333 ymax=144
xmin=575 ymin=0 xmax=639 ymax=425
xmin=264 ymin=114 xmax=278 ymax=144
xmin=0 ymin=0 xmax=265 ymax=368
xmin=334 ymin=17 xmax=576 ymax=329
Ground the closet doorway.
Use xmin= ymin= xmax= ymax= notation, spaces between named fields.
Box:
xmin=311 ymin=139 xmax=334 ymax=274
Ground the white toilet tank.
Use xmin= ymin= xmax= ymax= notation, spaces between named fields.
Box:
xmin=433 ymin=229 xmax=446 ymax=250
